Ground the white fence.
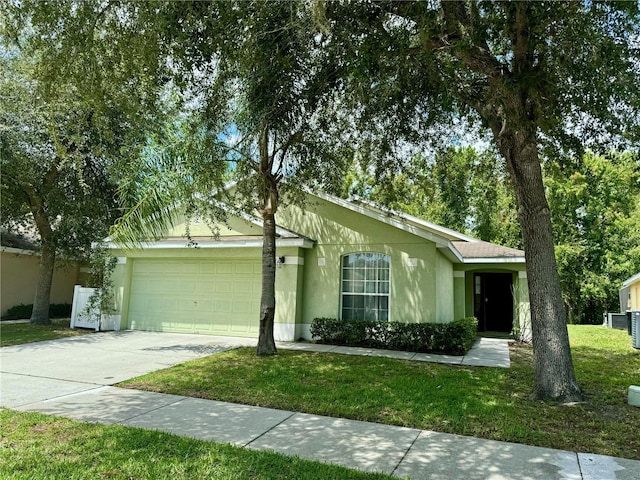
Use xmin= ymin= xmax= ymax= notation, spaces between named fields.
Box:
xmin=70 ymin=285 xmax=120 ymax=331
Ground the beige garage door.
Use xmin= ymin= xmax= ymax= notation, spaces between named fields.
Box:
xmin=128 ymin=258 xmax=261 ymax=336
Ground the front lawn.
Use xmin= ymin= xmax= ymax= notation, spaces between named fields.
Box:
xmin=0 ymin=410 xmax=391 ymax=480
xmin=0 ymin=319 xmax=92 ymax=347
xmin=121 ymin=325 xmax=640 ymax=460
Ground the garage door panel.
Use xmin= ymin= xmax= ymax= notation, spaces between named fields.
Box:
xmin=232 ymin=281 xmax=249 ymax=293
xmin=232 ymin=301 xmax=253 ymax=314
xmin=197 ymin=281 xmax=215 ymax=294
xmin=215 ymin=263 xmax=234 ymax=274
xmin=178 ymin=281 xmax=197 ymax=294
xmin=214 ymin=281 xmax=234 ymax=293
xmin=161 ymin=297 xmax=180 ymax=313
xmin=234 ymin=263 xmax=254 ymax=274
xmin=131 ymin=278 xmax=156 ymax=294
xmin=178 ymin=299 xmax=196 ymax=311
xmin=182 ymin=263 xmax=201 ymax=274
xmin=128 ymin=259 xmax=260 ymax=336
xmin=230 ymin=317 xmax=252 ymax=332
xmin=214 ymin=299 xmax=233 ymax=313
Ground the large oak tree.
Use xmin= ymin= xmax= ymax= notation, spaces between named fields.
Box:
xmin=0 ymin=46 xmax=154 ymax=324
xmin=320 ymin=0 xmax=639 ymax=401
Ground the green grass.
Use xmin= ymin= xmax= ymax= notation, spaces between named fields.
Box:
xmin=120 ymin=325 xmax=640 ymax=460
xmin=0 ymin=318 xmax=92 ymax=347
xmin=0 ymin=410 xmax=392 ymax=480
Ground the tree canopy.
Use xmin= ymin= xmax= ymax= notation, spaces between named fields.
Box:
xmin=345 ymin=146 xmax=522 ymax=249
xmin=0 ymin=0 xmax=166 ymax=323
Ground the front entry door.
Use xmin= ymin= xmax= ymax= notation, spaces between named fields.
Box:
xmin=474 ymin=273 xmax=514 ymax=333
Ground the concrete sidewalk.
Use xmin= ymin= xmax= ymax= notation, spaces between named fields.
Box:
xmin=1 ymin=331 xmax=638 ymax=479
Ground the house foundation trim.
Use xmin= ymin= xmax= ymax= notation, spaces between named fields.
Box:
xmin=274 ymin=323 xmax=296 ymax=342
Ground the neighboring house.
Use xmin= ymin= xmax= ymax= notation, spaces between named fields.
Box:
xmin=620 ymin=286 xmax=630 ymax=313
xmin=0 ymin=230 xmax=87 ymax=316
xmin=106 ymin=191 xmax=530 ymax=341
xmin=622 ymin=272 xmax=640 ymax=311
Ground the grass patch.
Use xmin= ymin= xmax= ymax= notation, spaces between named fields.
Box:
xmin=120 ymin=325 xmax=640 ymax=460
xmin=0 ymin=319 xmax=93 ymax=347
xmin=0 ymin=410 xmax=391 ymax=480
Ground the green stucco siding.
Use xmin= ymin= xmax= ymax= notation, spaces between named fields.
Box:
xmin=435 ymin=252 xmax=454 ymax=323
xmin=465 ymin=272 xmax=475 ymax=318
xmin=166 ymin=213 xmax=263 ymax=238
xmin=514 ymin=272 xmax=531 ymax=340
xmin=111 ymin=259 xmax=132 ymax=329
xmin=453 ymin=274 xmax=466 ymax=321
xmin=273 ymin=247 xmax=304 ymax=326
xmin=278 ymin=197 xmax=439 ymax=325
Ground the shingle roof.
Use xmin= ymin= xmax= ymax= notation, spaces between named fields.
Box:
xmin=452 ymin=240 xmax=525 ymax=259
xmin=0 ymin=229 xmax=40 ymax=251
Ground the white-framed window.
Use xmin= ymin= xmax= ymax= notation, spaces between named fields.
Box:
xmin=341 ymin=252 xmax=390 ymax=321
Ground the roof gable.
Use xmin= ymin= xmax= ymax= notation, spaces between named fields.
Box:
xmin=166 ymin=213 xmax=262 ymax=238
xmin=308 ymin=191 xmax=525 ymax=264
xmin=107 ymin=205 xmax=314 ymax=250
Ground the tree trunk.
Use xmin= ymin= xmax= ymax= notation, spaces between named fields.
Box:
xmin=257 ymin=206 xmax=278 ymax=356
xmin=30 ymin=242 xmax=55 ymax=325
xmin=256 ymin=125 xmax=278 ymax=357
xmin=27 ymin=186 xmax=56 ymax=326
xmin=496 ymin=124 xmax=583 ymax=402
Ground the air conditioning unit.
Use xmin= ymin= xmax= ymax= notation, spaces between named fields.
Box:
xmin=606 ymin=312 xmax=628 ymax=330
xmin=632 ymin=311 xmax=640 ymax=349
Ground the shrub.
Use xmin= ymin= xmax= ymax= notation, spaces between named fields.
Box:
xmin=310 ymin=317 xmax=478 ymax=355
xmin=2 ymin=303 xmax=72 ymax=320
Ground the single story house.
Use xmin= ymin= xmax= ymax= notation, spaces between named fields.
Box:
xmin=622 ymin=272 xmax=640 ymax=311
xmin=106 ymin=191 xmax=530 ymax=341
xmin=1 ymin=230 xmax=88 ymax=317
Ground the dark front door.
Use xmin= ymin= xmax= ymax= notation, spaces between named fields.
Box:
xmin=474 ymin=273 xmax=514 ymax=333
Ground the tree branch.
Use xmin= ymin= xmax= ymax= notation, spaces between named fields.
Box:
xmin=440 ymin=1 xmax=508 ymax=79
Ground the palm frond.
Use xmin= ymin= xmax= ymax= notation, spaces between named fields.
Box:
xmin=110 ymin=181 xmax=185 ymax=249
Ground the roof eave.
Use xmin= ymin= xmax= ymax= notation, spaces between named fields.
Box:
xmin=352 ymin=197 xmax=478 ymax=243
xmin=461 ymin=256 xmax=527 ymax=264
xmin=437 ymin=244 xmax=464 ymax=263
xmin=1 ymin=246 xmax=41 ymax=256
xmin=106 ymin=237 xmax=314 ymax=250
xmin=622 ymin=272 xmax=640 ymax=287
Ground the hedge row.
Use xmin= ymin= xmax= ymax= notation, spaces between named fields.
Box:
xmin=2 ymin=303 xmax=72 ymax=320
xmin=310 ymin=317 xmax=478 ymax=355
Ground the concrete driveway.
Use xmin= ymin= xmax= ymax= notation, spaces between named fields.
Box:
xmin=0 ymin=330 xmax=254 ymax=408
